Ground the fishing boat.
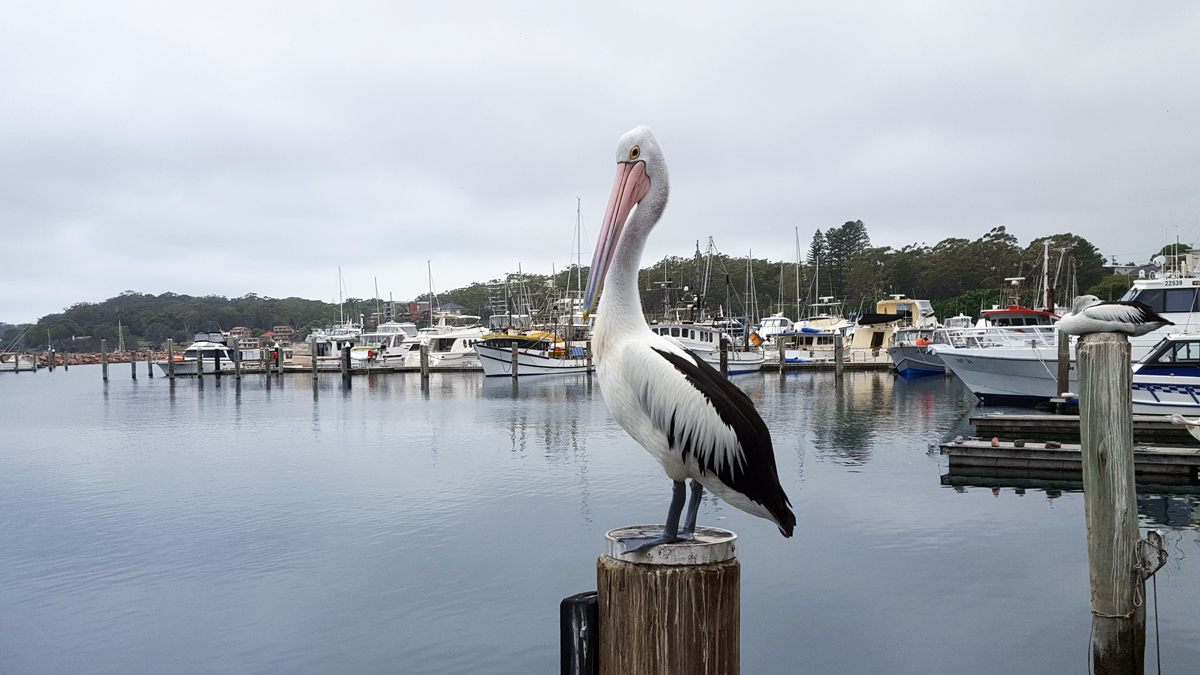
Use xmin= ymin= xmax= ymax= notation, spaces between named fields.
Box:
xmin=888 ymin=305 xmax=1059 ymax=377
xmin=475 ymin=332 xmax=593 ymax=376
xmin=648 ymin=322 xmax=764 ymax=374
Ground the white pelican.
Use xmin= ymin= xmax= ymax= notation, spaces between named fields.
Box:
xmin=1057 ymin=294 xmax=1173 ymax=337
xmin=1168 ymin=414 xmax=1200 ymax=442
xmin=583 ymin=126 xmax=795 ymax=551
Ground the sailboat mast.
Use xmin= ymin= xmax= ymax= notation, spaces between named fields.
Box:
xmin=427 ymin=260 xmax=434 ymax=327
xmin=794 ymin=227 xmax=801 ymax=319
xmin=1042 ymin=241 xmax=1051 ymax=311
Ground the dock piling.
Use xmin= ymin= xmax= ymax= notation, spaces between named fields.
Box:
xmin=214 ymin=347 xmax=222 ymax=379
xmin=834 ymin=333 xmax=844 ymax=380
xmin=560 ymin=591 xmax=599 ymax=675
xmin=310 ymin=338 xmax=318 ymax=376
xmin=101 ymin=339 xmax=108 ymax=380
xmin=167 ymin=340 xmax=174 ymax=379
xmin=420 ymin=343 xmax=430 ymax=381
xmin=511 ymin=341 xmax=519 ymax=379
xmin=776 ymin=336 xmax=785 ymax=375
xmin=147 ymin=349 xmax=154 ymax=377
xmin=131 ymin=350 xmax=137 ymax=379
xmin=598 ymin=527 xmax=739 ymax=675
xmin=1078 ymin=332 xmax=1145 ymax=673
xmin=341 ymin=345 xmax=351 ymax=379
xmin=719 ymin=337 xmax=729 ymax=377
xmin=233 ymin=347 xmax=241 ymax=380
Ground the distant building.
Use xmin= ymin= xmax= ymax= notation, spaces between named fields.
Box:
xmin=439 ymin=302 xmax=466 ymax=315
xmin=1103 ymin=264 xmax=1140 ymax=276
xmin=260 ymin=331 xmax=276 ymax=344
xmin=229 ymin=326 xmax=253 ymax=339
xmin=272 ymin=326 xmax=295 ymax=344
xmin=238 ymin=337 xmax=261 ymax=350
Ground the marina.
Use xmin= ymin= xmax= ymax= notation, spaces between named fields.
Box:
xmin=3 ymin=365 xmax=1200 ymax=673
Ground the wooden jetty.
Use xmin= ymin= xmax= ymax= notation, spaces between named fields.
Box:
xmin=761 ymin=361 xmax=891 ymax=372
xmin=970 ymin=412 xmax=1197 ymax=445
xmin=939 ymin=440 xmax=1200 ymax=481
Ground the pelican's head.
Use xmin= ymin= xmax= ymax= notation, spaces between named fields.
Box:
xmin=1070 ymin=294 xmax=1102 ymax=315
xmin=582 ymin=126 xmax=669 ymax=320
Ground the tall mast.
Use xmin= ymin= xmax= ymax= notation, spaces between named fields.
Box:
xmin=427 ymin=260 xmax=434 ymax=327
xmin=794 ymin=227 xmax=801 ymax=319
xmin=374 ymin=277 xmax=380 ymax=326
xmin=1042 ymin=240 xmax=1051 ymax=311
xmin=338 ymin=267 xmax=344 ymax=324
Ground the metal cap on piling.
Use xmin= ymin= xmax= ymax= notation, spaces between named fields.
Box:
xmin=597 ymin=526 xmax=740 ymax=675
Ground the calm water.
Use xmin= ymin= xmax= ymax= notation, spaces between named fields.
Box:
xmin=2 ymin=367 xmax=1198 ymax=674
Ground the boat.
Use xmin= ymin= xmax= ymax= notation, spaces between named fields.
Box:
xmin=155 ymin=340 xmax=238 ymax=375
xmin=648 ymin=323 xmax=764 ymax=374
xmin=402 ymin=326 xmax=488 ymax=370
xmin=1132 ymin=334 xmax=1200 ymax=415
xmin=933 ymin=269 xmax=1200 ymax=404
xmin=887 ymin=305 xmax=1060 ymax=378
xmin=350 ymin=322 xmax=418 ymax=366
xmin=475 ymin=332 xmax=593 ymax=377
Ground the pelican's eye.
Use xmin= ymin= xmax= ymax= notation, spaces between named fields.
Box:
xmin=629 ymin=145 xmax=641 ymax=160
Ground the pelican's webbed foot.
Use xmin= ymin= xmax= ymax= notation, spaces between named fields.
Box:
xmin=618 ymin=479 xmax=687 ymax=553
xmin=679 ymin=480 xmax=704 ymax=539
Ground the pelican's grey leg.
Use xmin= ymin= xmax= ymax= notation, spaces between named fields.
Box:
xmin=621 ymin=480 xmax=686 ymax=553
xmin=679 ymin=480 xmax=704 ymax=539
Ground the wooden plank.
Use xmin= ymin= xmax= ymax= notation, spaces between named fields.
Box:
xmin=940 ymin=440 xmax=1200 ymax=476
xmin=970 ymin=413 xmax=1197 ymax=445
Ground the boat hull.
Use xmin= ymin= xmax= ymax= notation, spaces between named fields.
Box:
xmin=1132 ymin=374 xmax=1200 ymax=416
xmin=476 ymin=345 xmax=593 ymax=377
xmin=933 ymin=345 xmax=1076 ymax=404
xmin=888 ymin=345 xmax=945 ymax=376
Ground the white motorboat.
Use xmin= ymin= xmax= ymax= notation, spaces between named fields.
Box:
xmin=648 ymin=323 xmax=764 ymax=374
xmin=888 ymin=305 xmax=1061 ymax=378
xmin=402 ymin=327 xmax=488 ymax=370
xmin=933 ymin=271 xmax=1200 ymax=404
xmin=156 ymin=341 xmax=238 ymax=375
xmin=351 ymin=322 xmax=418 ymax=366
xmin=1132 ymin=334 xmax=1200 ymax=415
xmin=475 ymin=333 xmax=593 ymax=377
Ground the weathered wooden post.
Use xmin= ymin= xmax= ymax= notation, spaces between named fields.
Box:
xmin=166 ymin=340 xmax=174 ymax=379
xmin=1057 ymin=332 xmax=1071 ymax=397
xmin=341 ymin=345 xmax=351 ymax=379
xmin=48 ymin=349 xmax=54 ymax=372
xmin=776 ymin=336 xmax=785 ymax=375
xmin=63 ymin=350 xmax=68 ymax=371
xmin=597 ymin=527 xmax=739 ymax=675
xmin=147 ymin=349 xmax=154 ymax=377
xmin=131 ymin=350 xmax=137 ymax=379
xmin=420 ymin=343 xmax=430 ymax=381
xmin=1078 ymin=332 xmax=1145 ymax=674
xmin=310 ymin=338 xmax=319 ymax=376
xmin=214 ymin=347 xmax=222 ymax=379
xmin=233 ymin=346 xmax=242 ymax=380
xmin=511 ymin=341 xmax=520 ymax=379
xmin=585 ymin=340 xmax=593 ymax=377
xmin=834 ymin=333 xmax=844 ymax=380
xmin=719 ymin=336 xmax=729 ymax=377
xmin=101 ymin=339 xmax=108 ymax=380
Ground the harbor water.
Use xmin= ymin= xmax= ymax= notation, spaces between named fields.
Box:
xmin=2 ymin=367 xmax=1198 ymax=673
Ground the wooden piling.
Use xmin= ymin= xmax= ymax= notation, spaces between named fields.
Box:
xmin=101 ymin=339 xmax=108 ymax=380
xmin=776 ymin=336 xmax=785 ymax=374
xmin=214 ymin=348 xmax=222 ymax=378
xmin=233 ymin=347 xmax=241 ymax=380
xmin=420 ymin=343 xmax=430 ymax=380
xmin=166 ymin=340 xmax=175 ymax=379
xmin=48 ymin=349 xmax=53 ymax=372
xmin=1057 ymin=331 xmax=1071 ymax=397
xmin=1078 ymin=332 xmax=1145 ymax=674
xmin=147 ymin=349 xmax=154 ymax=377
xmin=63 ymin=350 xmax=68 ymax=371
xmin=586 ymin=340 xmax=593 ymax=377
xmin=511 ymin=341 xmax=519 ymax=379
xmin=196 ymin=345 xmax=204 ymax=377
xmin=341 ymin=345 xmax=350 ymax=378
xmin=310 ymin=338 xmax=319 ymax=375
xmin=834 ymin=333 xmax=844 ymax=380
xmin=131 ymin=350 xmax=137 ymax=379
xmin=719 ymin=337 xmax=729 ymax=377
xmin=560 ymin=591 xmax=599 ymax=675
xmin=597 ymin=527 xmax=739 ymax=675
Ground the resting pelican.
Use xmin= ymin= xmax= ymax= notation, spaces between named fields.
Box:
xmin=1057 ymin=294 xmax=1173 ymax=336
xmin=1168 ymin=414 xmax=1200 ymax=442
xmin=583 ymin=126 xmax=795 ymax=550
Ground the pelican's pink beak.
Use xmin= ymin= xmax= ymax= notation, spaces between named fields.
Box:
xmin=583 ymin=161 xmax=651 ymax=320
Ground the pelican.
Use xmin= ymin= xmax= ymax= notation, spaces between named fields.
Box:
xmin=1168 ymin=414 xmax=1200 ymax=443
xmin=583 ymin=126 xmax=795 ymax=551
xmin=1057 ymin=294 xmax=1173 ymax=337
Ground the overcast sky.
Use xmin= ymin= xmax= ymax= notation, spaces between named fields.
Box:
xmin=2 ymin=1 xmax=1199 ymax=322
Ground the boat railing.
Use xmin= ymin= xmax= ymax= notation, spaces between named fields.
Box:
xmin=933 ymin=325 xmax=1057 ymax=349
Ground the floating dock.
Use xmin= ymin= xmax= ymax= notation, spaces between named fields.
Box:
xmin=970 ymin=413 xmax=1197 ymax=445
xmin=939 ymin=440 xmax=1200 ymax=484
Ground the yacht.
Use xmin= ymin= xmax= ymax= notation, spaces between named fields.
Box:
xmin=649 ymin=323 xmax=764 ymax=374
xmin=156 ymin=340 xmax=238 ymax=375
xmin=758 ymin=313 xmax=796 ymax=339
xmin=402 ymin=327 xmax=488 ymax=370
xmin=350 ymin=322 xmax=418 ymax=366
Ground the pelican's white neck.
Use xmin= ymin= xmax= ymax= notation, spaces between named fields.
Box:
xmin=596 ymin=190 xmax=667 ymax=336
